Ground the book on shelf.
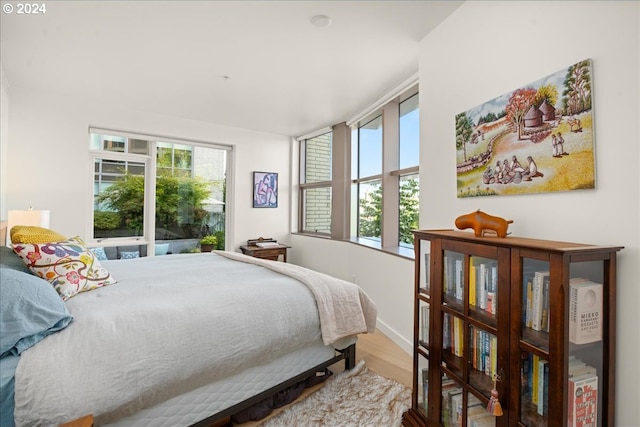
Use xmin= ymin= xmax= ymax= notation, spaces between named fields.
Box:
xmin=423 ymin=253 xmax=430 ymax=291
xmin=421 ymin=305 xmax=430 ymax=344
xmin=568 ymin=355 xmax=597 ymax=378
xmin=487 ymin=263 xmax=497 ymax=314
xmin=540 ymin=276 xmax=550 ymax=332
xmin=524 ymin=273 xmax=534 ymax=328
xmin=568 ymin=373 xmax=598 ymax=427
xmin=441 ymin=380 xmax=462 ymax=427
xmin=443 ymin=313 xmax=452 ymax=352
xmin=455 ymin=259 xmax=463 ymax=302
xmin=421 ymin=367 xmax=429 ymax=411
xmin=478 ymin=263 xmax=488 ymax=310
xmin=569 ymin=365 xmax=597 ymax=379
xmin=469 ymin=259 xmax=477 ymax=306
xmin=453 ymin=316 xmax=464 ymax=357
xmin=490 ymin=335 xmax=497 ymax=378
xmin=450 ymin=391 xmax=463 ymax=427
xmin=531 ymin=354 xmax=540 ymax=406
xmin=532 ymin=271 xmax=549 ymax=331
xmin=467 ymin=404 xmax=486 ymax=424
xmin=468 ymin=411 xmax=496 ymax=427
xmin=483 ymin=331 xmax=490 ymax=376
xmin=522 ymin=353 xmax=533 ymax=403
xmin=537 ymin=358 xmax=549 ymax=416
xmin=569 ymin=279 xmax=603 ymax=344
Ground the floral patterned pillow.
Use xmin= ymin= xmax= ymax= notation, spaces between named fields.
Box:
xmin=12 ymin=236 xmax=117 ymax=300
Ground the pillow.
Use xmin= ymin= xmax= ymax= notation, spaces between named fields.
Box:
xmin=154 ymin=243 xmax=170 ymax=256
xmin=0 ymin=268 xmax=73 ymax=358
xmin=12 ymin=236 xmax=117 ymax=301
xmin=10 ymin=226 xmax=66 ymax=245
xmin=0 ymin=246 xmax=30 ymax=273
xmin=90 ymin=246 xmax=108 ymax=261
xmin=119 ymin=251 xmax=139 ymax=259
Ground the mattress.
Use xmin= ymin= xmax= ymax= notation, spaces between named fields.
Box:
xmin=13 ymin=252 xmax=372 ymax=426
xmin=104 ymin=341 xmax=337 ymax=427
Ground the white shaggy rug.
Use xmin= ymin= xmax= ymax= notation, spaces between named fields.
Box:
xmin=259 ymin=361 xmax=411 ymax=427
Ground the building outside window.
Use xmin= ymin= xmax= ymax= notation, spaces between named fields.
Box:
xmin=299 ymin=131 xmax=332 ymax=235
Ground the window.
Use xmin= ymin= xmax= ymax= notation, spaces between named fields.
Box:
xmin=90 ymin=130 xmax=230 ymax=256
xmin=398 ymin=93 xmax=420 ymax=247
xmin=299 ymin=132 xmax=332 ymax=234
xmin=353 ymin=115 xmax=383 ymax=243
xmin=297 ymin=82 xmax=419 ymax=255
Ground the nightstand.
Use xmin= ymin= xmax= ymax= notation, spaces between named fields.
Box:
xmin=240 ymin=238 xmax=290 ymax=262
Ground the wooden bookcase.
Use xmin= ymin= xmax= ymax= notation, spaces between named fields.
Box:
xmin=403 ymin=229 xmax=622 ymax=427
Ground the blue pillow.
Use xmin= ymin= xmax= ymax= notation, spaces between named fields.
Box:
xmin=0 ymin=268 xmax=73 ymax=358
xmin=154 ymin=243 xmax=170 ymax=256
xmin=119 ymin=251 xmax=139 ymax=259
xmin=90 ymin=246 xmax=108 ymax=261
xmin=0 ymin=246 xmax=30 ymax=274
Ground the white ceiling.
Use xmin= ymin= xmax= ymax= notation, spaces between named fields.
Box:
xmin=1 ymin=1 xmax=463 ymax=137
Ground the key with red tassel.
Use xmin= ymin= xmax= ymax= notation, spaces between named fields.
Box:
xmin=487 ymin=371 xmax=504 ymax=416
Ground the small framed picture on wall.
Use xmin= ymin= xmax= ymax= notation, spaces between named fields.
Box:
xmin=253 ymin=171 xmax=278 ymax=208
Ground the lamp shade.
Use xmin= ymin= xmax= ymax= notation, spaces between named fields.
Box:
xmin=6 ymin=209 xmax=50 ymax=246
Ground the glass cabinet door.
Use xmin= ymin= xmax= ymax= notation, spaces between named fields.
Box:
xmin=518 ymin=254 xmax=609 ymax=427
xmin=567 ymin=260 xmax=606 ymax=427
xmin=412 ymin=235 xmax=432 ymax=424
xmin=519 ymin=258 xmax=551 ymax=427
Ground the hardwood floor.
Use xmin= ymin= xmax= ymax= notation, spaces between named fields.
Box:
xmin=235 ymin=330 xmax=412 ymax=426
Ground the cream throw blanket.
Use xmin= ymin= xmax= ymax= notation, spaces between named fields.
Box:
xmin=214 ymin=251 xmax=378 ymax=346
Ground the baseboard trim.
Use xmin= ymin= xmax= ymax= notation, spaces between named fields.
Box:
xmin=374 ymin=319 xmax=413 ymax=355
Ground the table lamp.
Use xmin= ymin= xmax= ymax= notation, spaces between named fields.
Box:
xmin=5 ymin=208 xmax=50 ymax=246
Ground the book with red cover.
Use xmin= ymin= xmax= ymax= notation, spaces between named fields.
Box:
xmin=568 ymin=373 xmax=598 ymax=427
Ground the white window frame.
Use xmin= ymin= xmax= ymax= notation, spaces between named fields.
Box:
xmin=87 ymin=127 xmax=234 ymax=254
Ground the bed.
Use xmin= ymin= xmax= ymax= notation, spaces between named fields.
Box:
xmin=0 ymin=241 xmax=377 ymax=427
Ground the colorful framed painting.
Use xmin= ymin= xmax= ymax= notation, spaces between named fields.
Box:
xmin=253 ymin=171 xmax=278 ymax=208
xmin=456 ymin=59 xmax=595 ymax=198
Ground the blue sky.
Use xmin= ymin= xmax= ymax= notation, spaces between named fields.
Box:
xmin=358 ymin=106 xmax=419 ymax=177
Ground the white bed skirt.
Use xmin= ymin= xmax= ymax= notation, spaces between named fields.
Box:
xmin=103 ymin=341 xmax=338 ymax=427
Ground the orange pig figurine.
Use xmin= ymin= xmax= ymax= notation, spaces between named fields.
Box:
xmin=455 ymin=209 xmax=513 ymax=238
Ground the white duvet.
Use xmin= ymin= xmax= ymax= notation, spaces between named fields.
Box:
xmin=14 ymin=252 xmax=377 ymax=426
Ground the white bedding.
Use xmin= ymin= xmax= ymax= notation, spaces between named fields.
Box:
xmin=14 ymin=252 xmax=376 ymax=426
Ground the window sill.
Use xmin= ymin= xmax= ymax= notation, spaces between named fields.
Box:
xmin=292 ymin=232 xmax=414 ymax=260
xmin=347 ymin=237 xmax=415 ymax=260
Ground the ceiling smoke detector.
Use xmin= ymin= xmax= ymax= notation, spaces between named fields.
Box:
xmin=310 ymin=15 xmax=332 ymax=28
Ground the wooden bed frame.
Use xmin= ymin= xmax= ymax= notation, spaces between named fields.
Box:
xmin=191 ymin=343 xmax=356 ymax=427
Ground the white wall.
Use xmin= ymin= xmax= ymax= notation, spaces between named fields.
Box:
xmin=292 ymin=2 xmax=639 ymax=425
xmin=289 ymin=234 xmax=415 ymax=353
xmin=3 ymin=85 xmax=292 ymax=251
xmin=419 ymin=1 xmax=639 ymax=425
xmin=0 ymin=65 xmax=9 ymax=219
